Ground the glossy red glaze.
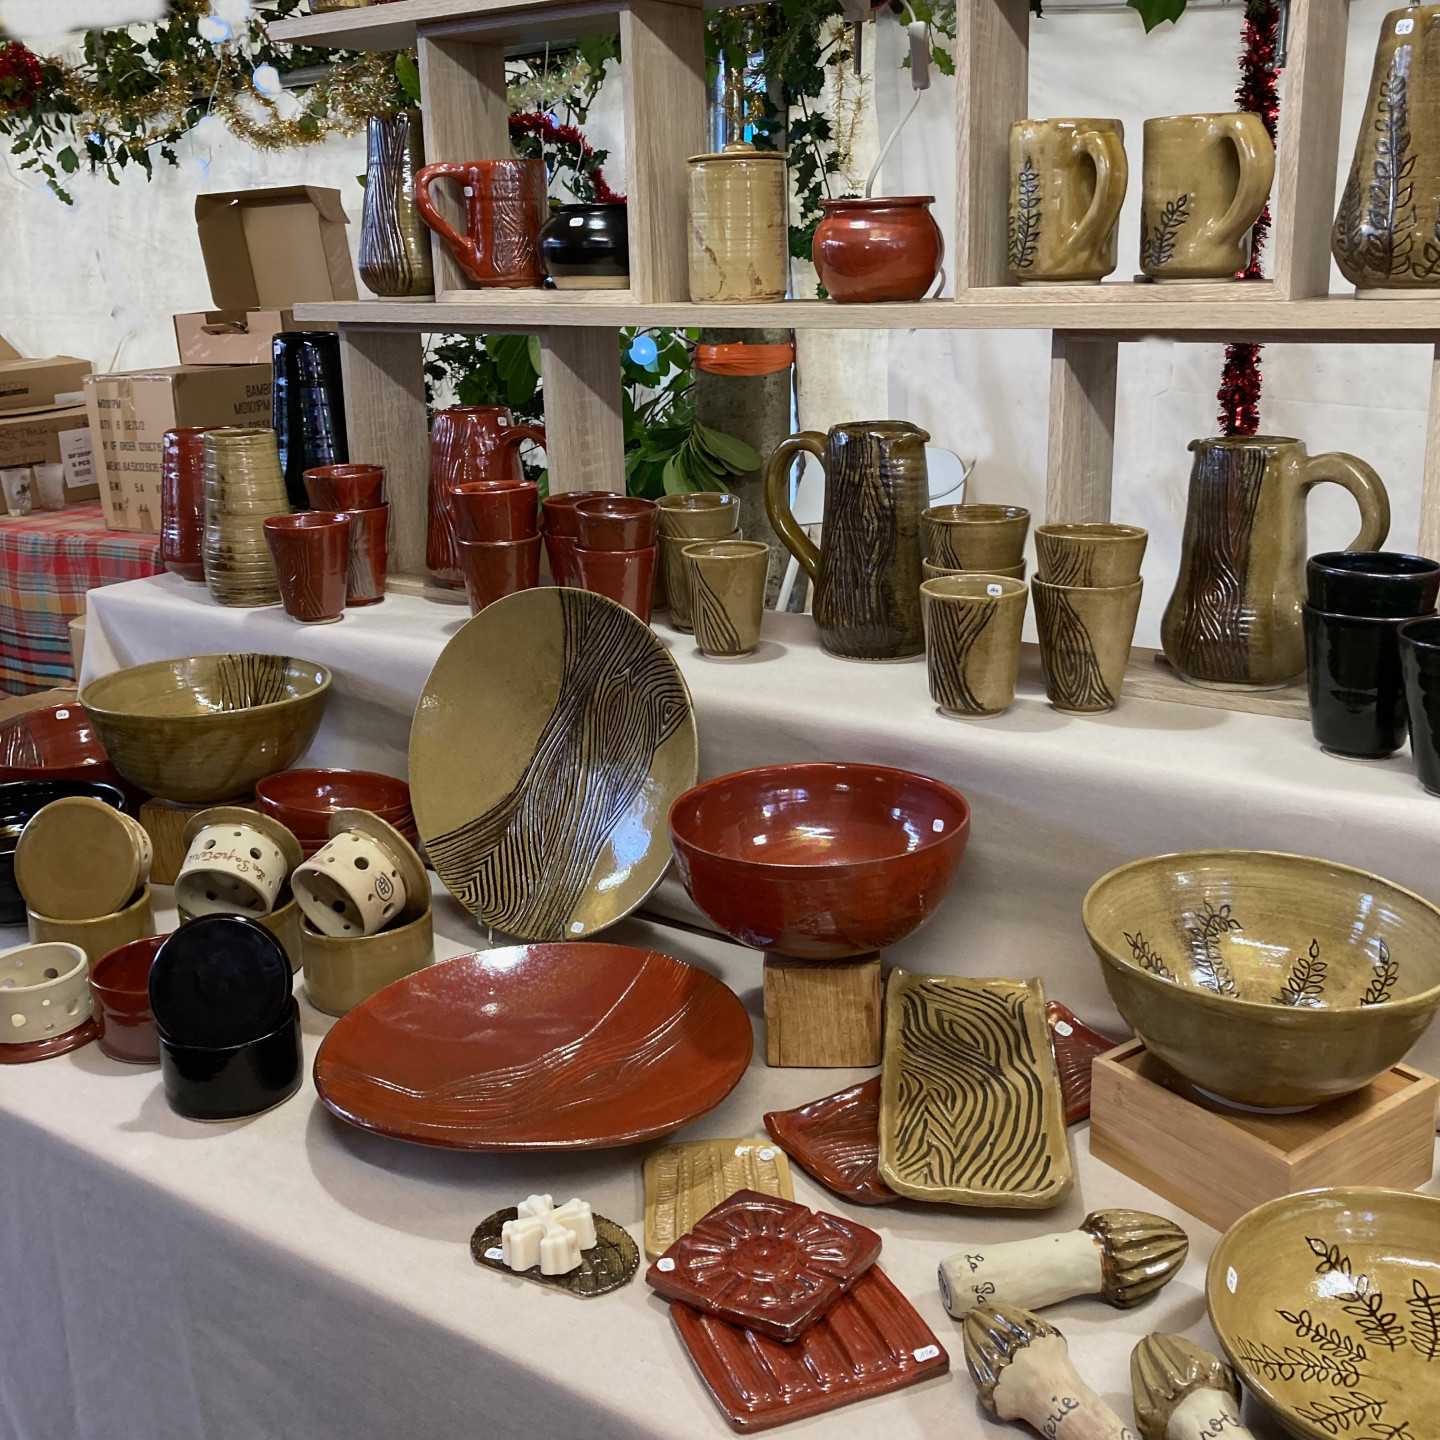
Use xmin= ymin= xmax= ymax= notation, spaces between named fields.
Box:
xmin=1045 ymin=999 xmax=1121 ymax=1126
xmin=669 ymin=763 xmax=970 ymax=960
xmin=0 ymin=702 xmax=117 ymax=786
xmin=543 ymin=531 xmax=577 ymax=587
xmin=428 ymin=407 xmax=545 ymax=584
xmin=763 ymin=1077 xmax=895 ymax=1206
xmin=160 ymin=427 xmax=209 ymax=582
xmin=340 ymin=501 xmax=388 ymax=606
xmin=304 ymin=463 xmax=385 ymax=512
xmin=540 ymin=490 xmax=623 ymax=540
xmin=0 ymin=1016 xmax=100 ymax=1064
xmin=263 ymin=512 xmax=351 ymax=624
xmin=572 ymin=543 xmax=657 ymax=623
xmin=646 ymin=1189 xmax=882 ymax=1342
xmin=574 ymin=496 xmax=659 ymax=551
xmin=448 ymin=480 xmax=540 ymax=542
xmin=254 ymin=768 xmax=415 ymax=857
xmin=456 ymin=534 xmax=542 ymax=614
xmin=813 ymin=196 xmax=944 ymax=304
xmin=412 ymin=158 xmax=548 ymax=287
xmin=90 ymin=933 xmax=166 ymax=1064
xmin=312 ymin=943 xmax=754 ymax=1149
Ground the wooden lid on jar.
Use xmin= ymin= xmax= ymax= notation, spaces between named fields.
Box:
xmin=687 ymin=141 xmax=788 ymax=165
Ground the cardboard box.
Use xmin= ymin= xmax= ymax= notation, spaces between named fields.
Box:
xmin=0 ymin=356 xmax=93 ymax=414
xmin=173 ymin=307 xmax=336 ymax=367
xmin=0 ymin=334 xmax=20 ymax=362
xmin=0 ymin=405 xmax=97 ymax=504
xmin=84 ymin=366 xmax=273 ymax=532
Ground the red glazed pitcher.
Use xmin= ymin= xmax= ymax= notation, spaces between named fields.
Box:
xmin=413 ymin=159 xmax=549 ymax=288
xmin=428 ymin=407 xmax=546 ymax=585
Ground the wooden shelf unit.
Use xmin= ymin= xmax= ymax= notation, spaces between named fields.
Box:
xmin=281 ymin=0 xmax=1440 ymax=590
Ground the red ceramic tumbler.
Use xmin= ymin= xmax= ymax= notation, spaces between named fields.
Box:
xmin=541 ymin=490 xmax=622 ymax=586
xmin=341 ymin=502 xmax=389 ymax=605
xmin=263 ymin=511 xmax=352 ymax=623
xmin=304 ymin=463 xmax=385 ymax=512
xmin=90 ymin=933 xmax=166 ymax=1063
xmin=574 ymin=496 xmax=659 ymax=551
xmin=161 ymin=427 xmax=210 ymax=582
xmin=572 ymin=543 xmax=657 ymax=623
xmin=456 ymin=534 xmax=542 ymax=613
xmin=429 ymin=407 xmax=546 ymax=585
xmin=448 ymin=481 xmax=540 ymax=542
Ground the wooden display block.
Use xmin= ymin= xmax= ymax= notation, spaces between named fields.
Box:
xmin=763 ymin=955 xmax=882 ymax=1068
xmin=1090 ymin=1040 xmax=1439 ymax=1232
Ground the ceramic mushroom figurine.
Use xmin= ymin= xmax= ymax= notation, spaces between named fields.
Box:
xmin=940 ymin=1209 xmax=1189 ymax=1319
xmin=964 ymin=1302 xmax=1137 ymax=1440
xmin=1130 ymin=1334 xmax=1256 ymax=1440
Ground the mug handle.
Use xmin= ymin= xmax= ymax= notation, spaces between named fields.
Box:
xmin=499 ymin=423 xmax=547 ymax=464
xmin=412 ymin=162 xmax=474 ymax=265
xmin=765 ymin=432 xmax=827 ymax=580
xmin=1301 ymin=451 xmax=1392 ymax=552
xmin=1207 ymin=113 xmax=1276 ymax=248
xmin=1068 ymin=129 xmax=1129 ymax=255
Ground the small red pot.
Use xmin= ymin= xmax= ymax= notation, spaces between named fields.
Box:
xmin=572 ymin=543 xmax=657 ymax=623
xmin=90 ymin=933 xmax=167 ymax=1063
xmin=449 ymin=481 xmax=540 ymax=542
xmin=263 ymin=512 xmax=352 ymax=624
xmin=341 ymin=502 xmax=389 ymax=605
xmin=575 ymin=496 xmax=659 ymax=552
xmin=161 ymin=428 xmax=210 ymax=582
xmin=456 ymin=534 xmax=542 ymax=613
xmin=305 ymin=463 xmax=385 ymax=511
xmin=813 ymin=196 xmax=944 ymax=304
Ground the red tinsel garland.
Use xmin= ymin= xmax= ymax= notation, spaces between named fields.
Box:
xmin=0 ymin=41 xmax=44 ymax=112
xmin=509 ymin=111 xmax=625 ymax=203
xmin=1217 ymin=0 xmax=1281 ymax=436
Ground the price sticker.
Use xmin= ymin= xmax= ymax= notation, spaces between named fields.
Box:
xmin=913 ymin=1345 xmax=940 ymax=1362
xmin=987 ymin=583 xmax=1004 ymax=596
xmin=657 ymin=1257 xmax=676 ymax=1272
xmin=1397 ymin=17 xmax=1414 ymax=31
xmin=485 ymin=1247 xmax=503 ymax=1261
xmin=1227 ymin=1266 xmax=1238 ymax=1294
xmin=1053 ymin=1020 xmax=1074 ymax=1037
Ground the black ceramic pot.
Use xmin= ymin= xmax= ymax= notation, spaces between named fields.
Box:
xmin=0 ymin=779 xmax=126 ymax=926
xmin=1306 ymin=551 xmax=1440 ymax=618
xmin=158 ymin=998 xmax=302 ymax=1121
xmin=273 ymin=331 xmax=349 ymax=510
xmin=539 ymin=203 xmax=630 ymax=290
xmin=1303 ymin=603 xmax=1411 ymax=759
xmin=1400 ymin=616 xmax=1440 ymax=795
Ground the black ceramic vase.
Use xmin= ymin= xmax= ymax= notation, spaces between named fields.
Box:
xmin=539 ymin=203 xmax=630 ymax=290
xmin=273 ymin=331 xmax=349 ymax=509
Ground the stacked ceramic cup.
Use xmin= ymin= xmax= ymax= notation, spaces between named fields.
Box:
xmin=656 ymin=492 xmax=743 ymax=631
xmin=290 ymin=808 xmax=434 ymax=1016
xmin=572 ymin=496 xmax=660 ymax=623
xmin=922 ymin=503 xmax=1030 ymax=583
xmin=450 ymin=475 xmax=542 ymax=614
xmin=305 ymin=463 xmax=390 ymax=607
xmin=202 ymin=427 xmax=292 ymax=607
xmin=540 ymin=489 xmax=621 ymax=589
xmin=1304 ymin=551 xmax=1440 ymax=761
xmin=1031 ymin=522 xmax=1148 ymax=714
xmin=263 ymin=512 xmax=353 ymax=624
xmin=920 ymin=574 xmax=1030 ymax=717
xmin=15 ymin=794 xmax=155 ymax=964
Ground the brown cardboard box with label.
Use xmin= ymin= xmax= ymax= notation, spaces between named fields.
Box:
xmin=0 ymin=356 xmax=93 ymax=414
xmin=172 ymin=186 xmax=355 ymax=365
xmin=0 ymin=406 xmax=97 ymax=504
xmin=84 ymin=366 xmax=273 ymax=532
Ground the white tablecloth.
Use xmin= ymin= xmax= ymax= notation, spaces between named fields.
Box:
xmin=81 ymin=574 xmax=1440 ymax=1077
xmin=8 ymin=883 xmax=1398 ymax=1440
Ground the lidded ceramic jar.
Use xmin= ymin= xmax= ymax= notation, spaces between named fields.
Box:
xmin=539 ymin=202 xmax=630 ymax=290
xmin=813 ymin=196 xmax=944 ymax=302
xmin=687 ymin=142 xmax=788 ymax=302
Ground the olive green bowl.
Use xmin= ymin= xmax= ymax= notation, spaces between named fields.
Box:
xmin=81 ymin=654 xmax=331 ymax=805
xmin=1083 ymin=850 xmax=1440 ymax=1109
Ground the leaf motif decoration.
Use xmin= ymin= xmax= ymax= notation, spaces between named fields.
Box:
xmin=1142 ymin=192 xmax=1192 ymax=269
xmin=1275 ymin=939 xmax=1328 ymax=1007
xmin=1362 ymin=940 xmax=1399 ymax=1006
xmin=1008 ymin=154 xmax=1041 ymax=272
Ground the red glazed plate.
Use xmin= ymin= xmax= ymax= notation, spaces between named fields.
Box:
xmin=763 ymin=1077 xmax=895 ymax=1206
xmin=313 ymin=943 xmax=753 ymax=1149
xmin=671 ymin=1265 xmax=948 ymax=1432
xmin=1045 ymin=999 xmax=1122 ymax=1125
xmin=0 ymin=703 xmax=117 ymax=785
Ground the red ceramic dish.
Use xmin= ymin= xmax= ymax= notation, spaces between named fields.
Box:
xmin=312 ymin=943 xmax=753 ymax=1150
xmin=90 ymin=933 xmax=166 ymax=1063
xmin=0 ymin=702 xmax=117 ymax=785
xmin=1045 ymin=999 xmax=1121 ymax=1125
xmin=574 ymin=496 xmax=659 ymax=551
xmin=254 ymin=768 xmax=415 ymax=856
xmin=763 ymin=1077 xmax=895 ymax=1206
xmin=669 ymin=763 xmax=970 ymax=960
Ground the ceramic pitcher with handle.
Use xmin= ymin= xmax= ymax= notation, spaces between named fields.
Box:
xmin=765 ymin=421 xmax=929 ymax=660
xmin=1161 ymin=436 xmax=1390 ymax=689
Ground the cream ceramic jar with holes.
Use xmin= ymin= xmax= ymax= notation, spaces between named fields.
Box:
xmin=292 ymin=827 xmax=408 ymax=938
xmin=176 ymin=818 xmax=289 ymax=918
xmin=0 ymin=941 xmax=91 ymax=1045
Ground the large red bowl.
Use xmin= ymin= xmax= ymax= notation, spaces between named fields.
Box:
xmin=668 ymin=763 xmax=970 ymax=959
xmin=254 ymin=768 xmax=415 ymax=856
xmin=0 ymin=702 xmax=120 ymax=786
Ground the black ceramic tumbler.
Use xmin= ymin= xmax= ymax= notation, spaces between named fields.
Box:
xmin=1307 ymin=551 xmax=1440 ymax=618
xmin=1303 ymin=605 xmax=1409 ymax=758
xmin=1401 ymin=616 xmax=1440 ymax=795
xmin=273 ymin=331 xmax=349 ymax=510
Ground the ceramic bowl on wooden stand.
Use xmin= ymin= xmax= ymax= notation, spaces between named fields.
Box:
xmin=0 ymin=940 xmax=96 ymax=1063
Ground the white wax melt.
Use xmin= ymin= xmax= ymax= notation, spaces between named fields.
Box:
xmin=540 ymin=1223 xmax=582 ymax=1275
xmin=551 ymin=1198 xmax=597 ymax=1250
xmin=501 ymin=1215 xmax=547 ymax=1271
xmin=517 ymin=1193 xmax=555 ymax=1219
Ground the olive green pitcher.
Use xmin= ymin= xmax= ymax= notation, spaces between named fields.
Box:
xmin=765 ymin=421 xmax=929 ymax=660
xmin=1161 ymin=436 xmax=1390 ymax=689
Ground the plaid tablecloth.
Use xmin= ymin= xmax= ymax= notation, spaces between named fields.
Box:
xmin=0 ymin=504 xmax=163 ymax=695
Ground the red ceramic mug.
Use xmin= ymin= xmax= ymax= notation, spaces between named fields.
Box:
xmin=90 ymin=933 xmax=167 ymax=1064
xmin=449 ymin=481 xmax=540 ymax=542
xmin=572 ymin=543 xmax=657 ymax=623
xmin=574 ymin=496 xmax=659 ymax=551
xmin=161 ymin=428 xmax=211 ymax=582
xmin=341 ymin=502 xmax=389 ymax=605
xmin=456 ymin=534 xmax=543 ymax=613
xmin=812 ymin=196 xmax=945 ymax=303
xmin=263 ymin=512 xmax=352 ymax=624
xmin=413 ymin=159 xmax=549 ymax=288
xmin=429 ymin=407 xmax=546 ymax=585
xmin=304 ymin=463 xmax=385 ymax=512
